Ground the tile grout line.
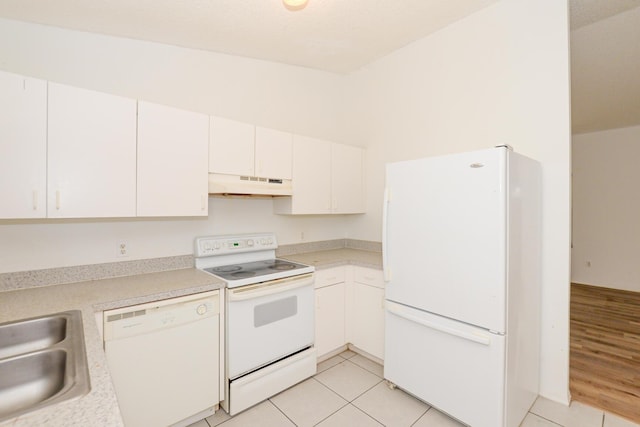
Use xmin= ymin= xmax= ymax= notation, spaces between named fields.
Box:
xmin=342 ymin=357 xmax=385 ymax=378
xmin=349 ymin=403 xmax=386 ymax=427
xmin=267 ymin=398 xmax=301 ymax=427
xmin=408 ymin=406 xmax=431 ymax=427
xmin=309 ymin=400 xmax=351 ymax=426
xmin=313 ymin=360 xmax=384 ymax=404
xmin=527 ymin=412 xmax=566 ymax=427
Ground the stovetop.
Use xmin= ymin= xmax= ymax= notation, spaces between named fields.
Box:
xmin=202 ymin=259 xmax=310 ymax=282
xmin=194 ymin=233 xmax=314 ymax=288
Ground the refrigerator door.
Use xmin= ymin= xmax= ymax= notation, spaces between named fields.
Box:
xmin=384 ymin=301 xmax=506 ymax=427
xmin=384 ymin=147 xmax=507 ymax=332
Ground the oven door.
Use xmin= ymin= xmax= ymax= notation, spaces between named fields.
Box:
xmin=227 ymin=273 xmax=314 ymax=379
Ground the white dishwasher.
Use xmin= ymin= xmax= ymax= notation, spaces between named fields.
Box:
xmin=104 ymin=290 xmax=221 ymax=427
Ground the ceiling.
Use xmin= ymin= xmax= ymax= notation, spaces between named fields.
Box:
xmin=0 ymin=0 xmax=638 ymax=133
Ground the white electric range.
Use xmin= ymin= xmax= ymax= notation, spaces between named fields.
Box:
xmin=194 ymin=233 xmax=317 ymax=416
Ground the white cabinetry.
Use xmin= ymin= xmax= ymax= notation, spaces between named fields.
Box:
xmin=209 ymin=117 xmax=292 ymax=180
xmin=47 ymin=83 xmax=137 ymax=218
xmin=0 ymin=71 xmax=47 ymax=219
xmin=347 ymin=266 xmax=385 ymax=360
xmin=209 ymin=117 xmax=254 ymax=176
xmin=137 ymin=101 xmax=209 ymax=216
xmin=255 ymin=127 xmax=292 ymax=180
xmin=314 ymin=267 xmax=347 ymax=359
xmin=274 ymin=137 xmax=364 ymax=215
xmin=276 ymin=135 xmax=331 ymax=214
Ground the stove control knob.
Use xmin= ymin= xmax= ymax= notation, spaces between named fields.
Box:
xmin=213 ymin=242 xmax=220 ymax=250
xmin=247 ymin=239 xmax=254 ymax=247
xmin=260 ymin=238 xmax=266 ymax=245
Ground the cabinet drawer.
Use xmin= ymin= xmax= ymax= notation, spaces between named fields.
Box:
xmin=353 ymin=266 xmax=384 ymax=289
xmin=314 ymin=267 xmax=346 ymax=289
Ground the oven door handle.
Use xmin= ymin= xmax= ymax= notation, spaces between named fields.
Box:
xmin=227 ymin=273 xmax=314 ymax=301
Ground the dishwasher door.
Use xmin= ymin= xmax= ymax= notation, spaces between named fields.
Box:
xmin=104 ymin=291 xmax=220 ymax=427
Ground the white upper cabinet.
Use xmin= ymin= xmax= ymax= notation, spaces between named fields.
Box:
xmin=255 ymin=127 xmax=292 ymax=180
xmin=0 ymin=71 xmax=47 ymax=219
xmin=209 ymin=117 xmax=293 ymax=180
xmin=137 ymin=101 xmax=209 ymax=217
xmin=274 ymin=137 xmax=364 ymax=215
xmin=47 ymin=83 xmax=137 ymax=218
xmin=209 ymin=117 xmax=254 ymax=176
xmin=331 ymin=144 xmax=364 ymax=214
xmin=275 ymin=135 xmax=332 ymax=214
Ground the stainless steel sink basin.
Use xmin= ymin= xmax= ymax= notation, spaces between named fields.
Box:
xmin=0 ymin=311 xmax=90 ymax=422
xmin=0 ymin=314 xmax=67 ymax=359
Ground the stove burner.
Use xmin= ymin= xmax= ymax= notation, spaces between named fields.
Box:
xmin=213 ymin=265 xmax=242 ymax=273
xmin=231 ymin=271 xmax=257 ymax=279
xmin=269 ymin=263 xmax=296 ymax=271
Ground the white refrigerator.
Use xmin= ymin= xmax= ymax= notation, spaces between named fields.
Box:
xmin=383 ymin=146 xmax=541 ymax=427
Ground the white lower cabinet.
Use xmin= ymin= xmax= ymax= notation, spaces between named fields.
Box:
xmin=315 ymin=282 xmax=346 ymax=358
xmin=350 ymin=280 xmax=385 ymax=360
xmin=314 ymin=266 xmax=385 ymax=361
xmin=314 ymin=267 xmax=346 ymax=358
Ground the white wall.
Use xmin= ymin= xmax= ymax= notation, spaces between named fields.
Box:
xmin=0 ymin=18 xmax=352 ymax=273
xmin=345 ymin=0 xmax=572 ymax=404
xmin=572 ymin=125 xmax=640 ymax=292
xmin=0 ymin=1 xmax=573 ymax=404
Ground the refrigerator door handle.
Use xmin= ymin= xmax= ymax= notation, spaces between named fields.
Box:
xmin=382 ymin=187 xmax=391 ymax=282
xmin=386 ymin=301 xmax=491 ymax=346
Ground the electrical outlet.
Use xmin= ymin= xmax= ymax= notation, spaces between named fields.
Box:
xmin=117 ymin=241 xmax=129 ymax=257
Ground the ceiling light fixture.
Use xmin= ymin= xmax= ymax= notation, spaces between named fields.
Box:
xmin=283 ymin=0 xmax=309 ymax=11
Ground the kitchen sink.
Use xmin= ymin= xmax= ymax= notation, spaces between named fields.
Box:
xmin=0 ymin=311 xmax=90 ymax=422
xmin=0 ymin=314 xmax=67 ymax=359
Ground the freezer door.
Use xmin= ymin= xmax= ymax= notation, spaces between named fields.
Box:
xmin=384 ymin=147 xmax=507 ymax=332
xmin=384 ymin=301 xmax=506 ymax=427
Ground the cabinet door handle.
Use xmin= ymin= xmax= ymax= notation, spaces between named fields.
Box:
xmin=32 ymin=190 xmax=38 ymax=210
xmin=201 ymin=195 xmax=206 ymax=211
xmin=56 ymin=190 xmax=61 ymax=210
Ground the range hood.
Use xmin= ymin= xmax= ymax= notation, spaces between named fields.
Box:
xmin=208 ymin=173 xmax=293 ymax=196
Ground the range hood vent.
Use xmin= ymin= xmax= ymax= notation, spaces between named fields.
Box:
xmin=208 ymin=173 xmax=292 ymax=196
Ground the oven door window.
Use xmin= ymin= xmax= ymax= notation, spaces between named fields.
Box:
xmin=227 ymin=281 xmax=314 ymax=379
xmin=254 ymin=296 xmax=297 ymax=327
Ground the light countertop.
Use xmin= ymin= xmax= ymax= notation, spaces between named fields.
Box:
xmin=282 ymin=248 xmax=382 ymax=270
xmin=0 ymin=247 xmax=381 ymax=426
xmin=0 ymin=268 xmax=225 ymax=427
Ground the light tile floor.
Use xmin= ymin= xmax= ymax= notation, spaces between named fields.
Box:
xmin=188 ymin=350 xmax=640 ymax=427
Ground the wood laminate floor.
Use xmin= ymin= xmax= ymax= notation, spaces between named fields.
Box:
xmin=570 ymin=283 xmax=640 ymax=423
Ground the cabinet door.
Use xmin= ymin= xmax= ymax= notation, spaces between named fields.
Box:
xmin=315 ymin=282 xmax=346 ymax=358
xmin=331 ymin=143 xmax=364 ymax=214
xmin=209 ymin=117 xmax=254 ymax=176
xmin=255 ymin=127 xmax=292 ymax=180
xmin=351 ymin=282 xmax=385 ymax=360
xmin=286 ymin=135 xmax=332 ymax=214
xmin=47 ymin=83 xmax=136 ymax=218
xmin=0 ymin=71 xmax=47 ymax=218
xmin=137 ymin=102 xmax=209 ymax=217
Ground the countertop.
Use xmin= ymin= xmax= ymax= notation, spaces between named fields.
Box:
xmin=0 ymin=268 xmax=225 ymax=427
xmin=0 ymin=247 xmax=381 ymax=426
xmin=282 ymin=248 xmax=382 ymax=270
